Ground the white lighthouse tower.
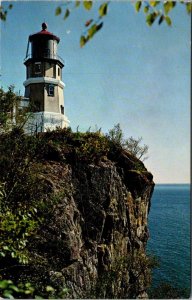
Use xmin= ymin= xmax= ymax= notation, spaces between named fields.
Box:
xmin=23 ymin=23 xmax=69 ymax=133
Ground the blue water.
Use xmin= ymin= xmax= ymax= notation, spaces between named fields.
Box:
xmin=147 ymin=184 xmax=191 ymax=291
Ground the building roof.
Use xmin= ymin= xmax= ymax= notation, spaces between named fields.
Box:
xmin=29 ymin=23 xmax=60 ymax=42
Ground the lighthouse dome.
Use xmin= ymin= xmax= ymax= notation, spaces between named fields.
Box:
xmin=26 ymin=23 xmax=62 ymax=61
xmin=29 ymin=23 xmax=60 ymax=42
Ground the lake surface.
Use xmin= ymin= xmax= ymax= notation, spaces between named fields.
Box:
xmin=147 ymin=184 xmax=191 ymax=293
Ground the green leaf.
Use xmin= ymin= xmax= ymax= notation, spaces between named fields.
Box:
xmin=163 ymin=2 xmax=170 ymax=14
xmin=11 ymin=251 xmax=16 ymax=258
xmin=158 ymin=14 xmax=164 ymax=25
xmin=146 ymin=14 xmax=153 ymax=26
xmin=55 ymin=7 xmax=62 ymax=16
xmin=0 ymin=14 xmax=6 ymax=21
xmin=64 ymin=8 xmax=70 ymax=20
xmin=135 ymin=1 xmax=142 ymax=12
xmin=25 ymin=283 xmax=32 ymax=288
xmin=186 ymin=2 xmax=192 ymax=14
xmin=75 ymin=1 xmax=81 ymax=7
xmin=80 ymin=36 xmax=86 ymax=47
xmin=144 ymin=5 xmax=149 ymax=13
xmin=25 ymin=290 xmax=33 ymax=295
xmin=9 ymin=285 xmax=19 ymax=292
xmin=3 ymin=245 xmax=10 ymax=250
xmin=8 ymin=4 xmax=13 ymax=9
xmin=99 ymin=3 xmax=108 ymax=17
xmin=61 ymin=287 xmax=68 ymax=293
xmin=83 ymin=1 xmax=92 ymax=10
xmin=146 ymin=13 xmax=156 ymax=26
xmin=149 ymin=1 xmax=158 ymax=7
xmin=0 ymin=280 xmax=9 ymax=289
xmin=96 ymin=22 xmax=103 ymax=32
xmin=3 ymin=291 xmax=14 ymax=299
xmin=32 ymin=207 xmax=37 ymax=213
xmin=88 ymin=24 xmax=97 ymax=38
xmin=165 ymin=15 xmax=172 ymax=26
xmin=163 ymin=1 xmax=175 ymax=15
xmin=46 ymin=286 xmax=55 ymax=292
xmin=151 ymin=0 xmax=161 ymax=7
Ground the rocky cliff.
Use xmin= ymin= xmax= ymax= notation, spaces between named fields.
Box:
xmin=0 ymin=128 xmax=154 ymax=298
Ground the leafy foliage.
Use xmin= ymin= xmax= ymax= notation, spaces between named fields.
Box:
xmin=1 ymin=1 xmax=191 ymax=47
xmin=0 ymin=280 xmax=35 ymax=299
xmin=0 ymin=129 xmax=47 ymax=208
xmin=73 ymin=131 xmax=110 ymax=161
xmin=55 ymin=6 xmax=62 ymax=16
xmin=0 ymin=86 xmax=20 ymax=129
xmin=64 ymin=8 xmax=70 ymax=20
xmin=53 ymin=1 xmax=109 ymax=47
xmin=124 ymin=137 xmax=149 ymax=161
xmin=99 ymin=2 xmax=108 ymax=17
xmin=0 ymin=3 xmax=12 ymax=21
xmin=0 ymin=86 xmax=32 ymax=132
xmin=0 ymin=128 xmax=70 ymax=298
xmin=107 ymin=123 xmax=123 ymax=145
xmin=54 ymin=0 xmax=191 ymax=47
xmin=135 ymin=1 xmax=190 ymax=27
xmin=0 ymin=207 xmax=39 ymax=264
xmin=107 ymin=123 xmax=149 ymax=161
xmin=0 ymin=279 xmax=68 ymax=299
xmin=83 ymin=0 xmax=93 ymax=11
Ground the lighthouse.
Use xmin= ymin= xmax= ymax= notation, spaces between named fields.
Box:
xmin=23 ymin=23 xmax=69 ymax=133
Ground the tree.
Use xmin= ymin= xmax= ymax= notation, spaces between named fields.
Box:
xmin=1 ymin=1 xmax=191 ymax=47
xmin=124 ymin=137 xmax=149 ymax=161
xmin=0 ymin=86 xmax=23 ymax=130
xmin=108 ymin=123 xmax=123 ymax=145
xmin=0 ymin=85 xmax=18 ymax=128
xmin=0 ymin=86 xmax=34 ymax=132
xmin=107 ymin=123 xmax=149 ymax=161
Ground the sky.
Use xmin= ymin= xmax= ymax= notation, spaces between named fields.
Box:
xmin=0 ymin=1 xmax=191 ymax=184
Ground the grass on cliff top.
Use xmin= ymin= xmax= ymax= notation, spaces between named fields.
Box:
xmin=0 ymin=126 xmax=147 ymax=185
xmin=37 ymin=126 xmax=147 ymax=171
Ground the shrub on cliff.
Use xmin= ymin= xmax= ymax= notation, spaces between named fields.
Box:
xmin=107 ymin=123 xmax=149 ymax=161
xmin=0 ymin=128 xmax=71 ymax=298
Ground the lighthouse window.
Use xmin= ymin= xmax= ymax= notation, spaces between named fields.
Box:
xmin=44 ymin=49 xmax=50 ymax=57
xmin=60 ymin=105 xmax=64 ymax=115
xmin=58 ymin=68 xmax=60 ymax=76
xmin=34 ymin=62 xmax=41 ymax=74
xmin=48 ymin=85 xmax=54 ymax=96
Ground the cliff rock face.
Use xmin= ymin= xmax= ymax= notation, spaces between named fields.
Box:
xmin=25 ymin=134 xmax=154 ymax=299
